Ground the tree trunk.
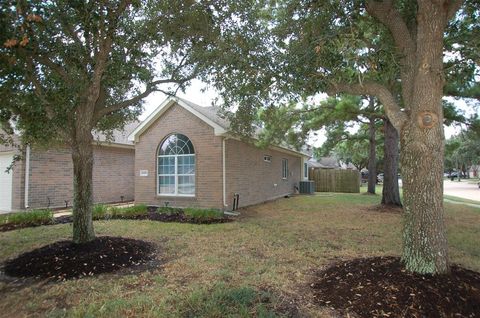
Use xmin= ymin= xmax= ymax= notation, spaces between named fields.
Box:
xmin=367 ymin=99 xmax=377 ymax=194
xmin=381 ymin=119 xmax=402 ymax=207
xmin=71 ymin=126 xmax=95 ymax=244
xmin=400 ymin=2 xmax=448 ymax=274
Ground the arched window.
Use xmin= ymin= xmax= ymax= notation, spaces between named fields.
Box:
xmin=158 ymin=134 xmax=195 ymax=196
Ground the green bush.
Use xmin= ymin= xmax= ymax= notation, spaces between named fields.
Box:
xmin=92 ymin=204 xmax=109 ymax=220
xmin=0 ymin=209 xmax=54 ymax=225
xmin=157 ymin=206 xmax=182 ymax=215
xmin=184 ymin=207 xmax=224 ymax=219
xmin=110 ymin=204 xmax=148 ymax=219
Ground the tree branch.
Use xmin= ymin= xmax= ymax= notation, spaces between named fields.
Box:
xmin=445 ymin=0 xmax=465 ymax=21
xmin=365 ymin=0 xmax=416 ymax=106
xmin=365 ymin=0 xmax=416 ymax=60
xmin=85 ymin=0 xmax=130 ymax=113
xmin=328 ymin=82 xmax=408 ymax=132
xmin=93 ymin=75 xmax=196 ymax=121
xmin=24 ymin=56 xmax=55 ymax=119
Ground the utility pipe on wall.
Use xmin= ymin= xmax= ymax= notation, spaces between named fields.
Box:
xmin=24 ymin=145 xmax=30 ymax=209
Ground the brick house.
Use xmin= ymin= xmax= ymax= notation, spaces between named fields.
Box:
xmin=0 ymin=124 xmax=137 ymax=213
xmin=129 ymin=96 xmax=309 ymax=210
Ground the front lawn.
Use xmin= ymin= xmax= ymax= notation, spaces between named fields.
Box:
xmin=0 ymin=193 xmax=479 ymax=317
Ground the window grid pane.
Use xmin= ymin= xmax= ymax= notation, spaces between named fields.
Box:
xmin=158 ymin=134 xmax=195 ymax=195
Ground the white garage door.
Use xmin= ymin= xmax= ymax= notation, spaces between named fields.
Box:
xmin=0 ymin=153 xmax=13 ymax=212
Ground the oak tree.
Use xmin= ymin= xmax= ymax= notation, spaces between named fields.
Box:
xmin=0 ymin=0 xmax=222 ymax=243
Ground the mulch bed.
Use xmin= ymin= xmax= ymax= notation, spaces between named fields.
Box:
xmin=311 ymin=256 xmax=480 ymax=317
xmin=2 ymin=236 xmax=156 ymax=281
xmin=0 ymin=220 xmax=54 ymax=232
xmin=145 ymin=207 xmax=233 ymax=224
xmin=0 ymin=208 xmax=232 ymax=233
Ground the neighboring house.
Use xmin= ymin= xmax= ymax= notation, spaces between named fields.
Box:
xmin=129 ymin=96 xmax=309 ymax=210
xmin=0 ymin=123 xmax=137 ymax=213
xmin=307 ymin=157 xmax=340 ymax=170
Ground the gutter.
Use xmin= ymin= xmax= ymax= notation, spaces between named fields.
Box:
xmin=24 ymin=145 xmax=30 ymax=209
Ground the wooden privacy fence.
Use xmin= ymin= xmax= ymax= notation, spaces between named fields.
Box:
xmin=309 ymin=169 xmax=360 ymax=193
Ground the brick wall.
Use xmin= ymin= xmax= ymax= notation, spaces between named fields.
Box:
xmin=26 ymin=145 xmax=134 ymax=209
xmin=225 ymin=139 xmax=302 ymax=209
xmin=92 ymin=146 xmax=135 ymax=203
xmin=134 ymin=104 xmax=224 ymax=209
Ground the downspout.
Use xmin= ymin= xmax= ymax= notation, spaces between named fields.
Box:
xmin=24 ymin=145 xmax=30 ymax=209
xmin=222 ymin=137 xmax=228 ymax=208
xmin=222 ymin=137 xmax=226 ymax=208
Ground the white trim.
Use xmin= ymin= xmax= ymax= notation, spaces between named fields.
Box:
xmin=222 ymin=137 xmax=227 ymax=207
xmin=302 ymin=159 xmax=309 ymax=180
xmin=24 ymin=145 xmax=30 ymax=209
xmin=158 ymin=194 xmax=195 ymax=198
xmin=0 ymin=152 xmax=14 ymax=212
xmin=94 ymin=141 xmax=134 ymax=149
xmin=157 ymin=134 xmax=196 ymax=197
xmin=223 ymin=134 xmax=309 ymax=159
xmin=282 ymin=158 xmax=288 ymax=180
xmin=128 ymin=97 xmax=227 ymax=142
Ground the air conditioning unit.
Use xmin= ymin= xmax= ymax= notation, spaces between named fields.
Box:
xmin=299 ymin=181 xmax=315 ymax=194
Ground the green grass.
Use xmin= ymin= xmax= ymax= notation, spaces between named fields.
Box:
xmin=0 ymin=209 xmax=53 ymax=225
xmin=0 ymin=194 xmax=478 ymax=317
xmin=183 ymin=207 xmax=224 ymax=219
xmin=444 ymin=195 xmax=480 ymax=205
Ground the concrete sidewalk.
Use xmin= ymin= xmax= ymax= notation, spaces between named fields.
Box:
xmin=443 ymin=180 xmax=480 ymax=202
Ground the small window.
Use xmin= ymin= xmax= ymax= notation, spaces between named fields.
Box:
xmin=282 ymin=158 xmax=288 ymax=179
xmin=304 ymin=162 xmax=308 ymax=179
xmin=264 ymin=155 xmax=272 ymax=163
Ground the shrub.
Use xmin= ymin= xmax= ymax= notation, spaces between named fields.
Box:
xmin=184 ymin=207 xmax=224 ymax=220
xmin=157 ymin=206 xmax=182 ymax=215
xmin=0 ymin=209 xmax=54 ymax=225
xmin=92 ymin=204 xmax=109 ymax=220
xmin=110 ymin=204 xmax=148 ymax=219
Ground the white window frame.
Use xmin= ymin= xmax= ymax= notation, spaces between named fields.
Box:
xmin=157 ymin=153 xmax=195 ymax=197
xmin=264 ymin=155 xmax=272 ymax=163
xmin=282 ymin=158 xmax=288 ymax=179
xmin=304 ymin=162 xmax=308 ymax=179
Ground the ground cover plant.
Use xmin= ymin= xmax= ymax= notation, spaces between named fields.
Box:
xmin=0 ymin=205 xmax=231 ymax=233
xmin=0 ymin=209 xmax=54 ymax=231
xmin=0 ymin=194 xmax=478 ymax=317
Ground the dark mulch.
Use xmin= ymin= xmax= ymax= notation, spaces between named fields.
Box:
xmin=3 ymin=236 xmax=156 ymax=281
xmin=0 ymin=220 xmax=54 ymax=232
xmin=145 ymin=208 xmax=233 ymax=224
xmin=311 ymin=256 xmax=480 ymax=318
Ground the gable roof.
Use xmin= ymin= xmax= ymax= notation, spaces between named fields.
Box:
xmin=128 ymin=96 xmax=227 ymax=142
xmin=128 ymin=96 xmax=309 ymax=158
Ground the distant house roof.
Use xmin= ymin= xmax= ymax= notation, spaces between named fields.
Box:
xmin=1 ymin=123 xmax=139 ymax=150
xmin=129 ymin=96 xmax=309 ymax=158
xmin=93 ymin=121 xmax=139 ymax=147
xmin=307 ymin=157 xmax=340 ymax=169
